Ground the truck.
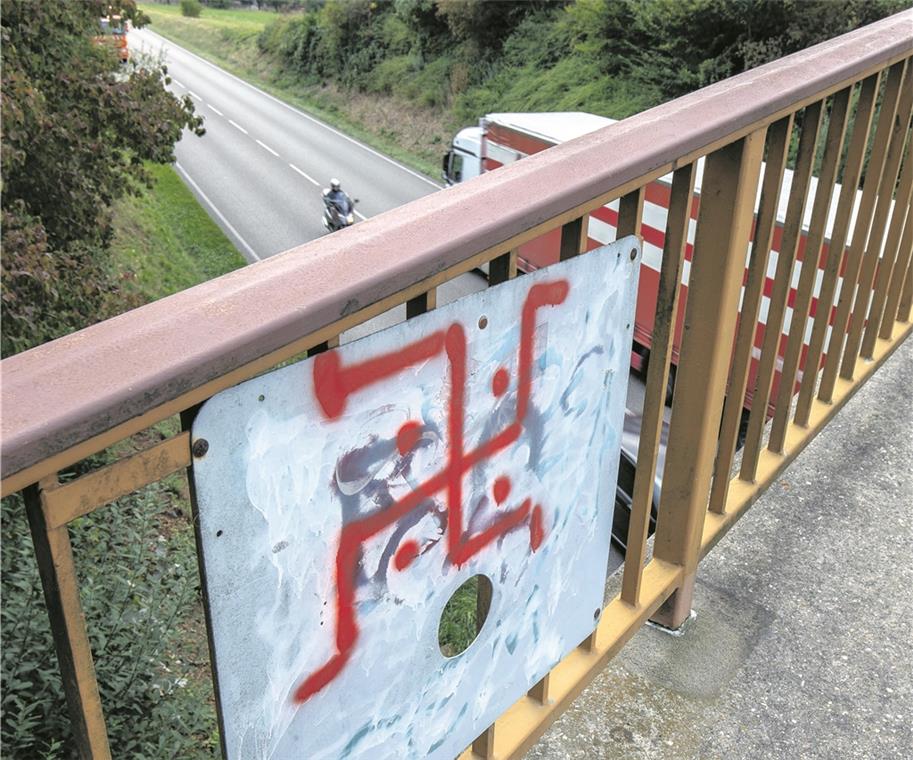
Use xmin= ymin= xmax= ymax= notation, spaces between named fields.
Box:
xmin=442 ymin=112 xmax=863 ymax=419
xmin=94 ymin=15 xmax=129 ymax=64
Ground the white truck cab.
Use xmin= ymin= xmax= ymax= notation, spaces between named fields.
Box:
xmin=441 ymin=126 xmax=483 ymax=185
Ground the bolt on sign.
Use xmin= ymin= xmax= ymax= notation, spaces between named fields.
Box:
xmin=191 ymin=237 xmax=641 ymax=758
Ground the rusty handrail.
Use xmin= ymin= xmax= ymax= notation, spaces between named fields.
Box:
xmin=2 ymin=10 xmax=911 ymax=491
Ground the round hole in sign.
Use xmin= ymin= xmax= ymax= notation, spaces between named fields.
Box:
xmin=258 ymin=394 xmax=265 ymax=402
xmin=478 ymin=315 xmax=488 ymax=330
xmin=438 ymin=575 xmax=493 ymax=658
xmin=216 ymin=530 xmax=223 ymax=538
xmin=630 ymin=248 xmax=638 ymax=260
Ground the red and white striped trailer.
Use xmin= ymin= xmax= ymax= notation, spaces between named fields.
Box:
xmin=442 ymin=111 xmax=870 ymax=416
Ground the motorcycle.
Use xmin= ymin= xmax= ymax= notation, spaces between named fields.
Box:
xmin=322 ymin=189 xmax=358 ymax=232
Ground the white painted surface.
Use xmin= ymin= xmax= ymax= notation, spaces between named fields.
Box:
xmin=192 ymin=240 xmax=640 ymax=759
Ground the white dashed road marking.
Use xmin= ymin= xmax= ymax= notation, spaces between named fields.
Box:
xmin=289 ymin=163 xmax=319 ymax=186
xmin=208 ymin=104 xmax=223 ymax=116
xmin=229 ymin=119 xmax=248 ymax=135
xmin=256 ymin=139 xmax=279 ymax=157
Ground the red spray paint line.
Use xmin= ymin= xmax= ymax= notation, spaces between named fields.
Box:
xmin=530 ymin=505 xmax=545 ymax=552
xmin=296 ymin=280 xmax=569 ymax=703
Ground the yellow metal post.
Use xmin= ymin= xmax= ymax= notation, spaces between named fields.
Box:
xmin=651 ymin=131 xmax=765 ymax=627
xmin=621 ymin=166 xmax=695 ymax=605
xmin=24 ymin=479 xmax=112 ymax=760
xmin=709 ymin=114 xmax=793 ymax=513
xmin=880 ymin=197 xmax=913 ymax=338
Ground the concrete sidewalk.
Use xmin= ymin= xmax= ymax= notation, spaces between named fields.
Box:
xmin=529 ymin=336 xmax=913 ymax=760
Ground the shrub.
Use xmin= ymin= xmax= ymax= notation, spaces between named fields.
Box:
xmin=0 ymin=471 xmax=218 ymax=757
xmin=180 ymin=0 xmax=203 ymax=18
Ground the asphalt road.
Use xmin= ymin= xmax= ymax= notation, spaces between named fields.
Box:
xmin=128 ymin=29 xmax=487 ymax=339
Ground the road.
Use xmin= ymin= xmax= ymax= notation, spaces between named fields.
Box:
xmin=128 ymin=28 xmax=487 ymax=339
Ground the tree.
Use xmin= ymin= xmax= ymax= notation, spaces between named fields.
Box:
xmin=1 ymin=0 xmax=203 ymax=356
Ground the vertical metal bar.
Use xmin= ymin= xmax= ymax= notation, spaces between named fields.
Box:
xmin=863 ymin=132 xmax=913 ymax=354
xmin=472 ymin=726 xmax=495 ymax=759
xmin=819 ymin=60 xmax=907 ymax=399
xmin=651 ymin=131 xmax=765 ymax=628
xmin=617 ymin=188 xmax=645 ymax=239
xmin=528 ymin=673 xmax=551 ymax=705
xmin=899 ymin=242 xmax=913 ymax=321
xmin=488 ymin=249 xmax=518 ymax=286
xmin=740 ymin=102 xmax=823 ymax=481
xmin=708 ymin=115 xmax=794 ymax=514
xmin=406 ymin=288 xmax=438 ymax=319
xmin=24 ymin=478 xmax=112 ymax=760
xmin=795 ymin=74 xmax=880 ymax=426
xmin=621 ymin=164 xmax=696 ymax=606
xmin=840 ymin=64 xmax=913 ymax=373
xmin=559 ymin=215 xmax=589 ymax=261
xmin=768 ymin=90 xmax=852 ymax=453
xmin=880 ymin=197 xmax=913 ymax=337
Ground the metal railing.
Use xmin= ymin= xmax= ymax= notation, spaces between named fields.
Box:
xmin=2 ymin=11 xmax=912 ymax=758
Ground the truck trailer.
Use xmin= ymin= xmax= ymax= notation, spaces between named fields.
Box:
xmin=442 ymin=111 xmax=869 ymax=418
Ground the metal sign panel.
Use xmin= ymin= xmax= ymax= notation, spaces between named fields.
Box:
xmin=191 ymin=238 xmax=641 ymax=759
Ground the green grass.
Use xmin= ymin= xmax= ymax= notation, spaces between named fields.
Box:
xmin=138 ymin=2 xmax=444 ymax=177
xmin=143 ymin=2 xmax=278 ymax=31
xmin=111 ymin=163 xmax=247 ymax=302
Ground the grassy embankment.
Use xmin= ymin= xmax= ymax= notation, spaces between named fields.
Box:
xmin=111 ymin=162 xmax=247 ymax=299
xmin=139 ymin=2 xmax=448 ymax=177
xmin=1 ymin=166 xmax=242 ymax=757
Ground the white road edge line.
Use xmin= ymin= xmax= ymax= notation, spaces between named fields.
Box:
xmin=228 ymin=119 xmax=248 ymax=135
xmin=289 ymin=163 xmax=319 ymax=186
xmin=174 ymin=162 xmax=260 ymax=263
xmin=208 ymin=103 xmax=223 ymax=116
xmin=354 ymin=210 xmax=368 ymax=221
xmin=140 ymin=29 xmax=442 ymax=190
xmin=256 ymin=139 xmax=279 ymax=157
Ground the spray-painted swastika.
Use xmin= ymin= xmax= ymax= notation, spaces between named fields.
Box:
xmin=295 ymin=281 xmax=568 ymax=703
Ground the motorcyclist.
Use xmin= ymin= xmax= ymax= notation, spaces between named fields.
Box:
xmin=322 ymin=178 xmax=355 ymax=231
xmin=324 ymin=178 xmax=349 ymax=210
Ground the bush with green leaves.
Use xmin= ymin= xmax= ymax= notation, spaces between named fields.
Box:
xmin=181 ymin=0 xmax=203 ymax=18
xmin=1 ymin=466 xmax=218 ymax=757
xmin=0 ymin=0 xmax=202 ymax=357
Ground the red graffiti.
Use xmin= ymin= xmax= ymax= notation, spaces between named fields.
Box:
xmin=293 ymin=280 xmax=569 ymax=704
